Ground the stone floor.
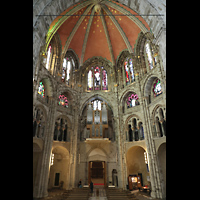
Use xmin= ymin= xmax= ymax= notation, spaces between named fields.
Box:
xmin=89 ymin=186 xmax=107 ymax=200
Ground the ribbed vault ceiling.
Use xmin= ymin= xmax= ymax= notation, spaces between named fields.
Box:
xmin=46 ymin=0 xmax=151 ymax=66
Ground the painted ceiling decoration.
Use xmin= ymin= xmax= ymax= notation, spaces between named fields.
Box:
xmin=45 ymin=0 xmax=151 ymax=67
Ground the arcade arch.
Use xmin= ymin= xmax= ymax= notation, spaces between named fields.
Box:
xmin=48 ymin=146 xmax=70 ymax=190
xmin=126 ymin=146 xmax=149 ymax=189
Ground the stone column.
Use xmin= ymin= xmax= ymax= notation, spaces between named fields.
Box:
xmin=33 ymin=100 xmax=57 ymax=198
xmin=141 ymin=97 xmax=163 ymax=198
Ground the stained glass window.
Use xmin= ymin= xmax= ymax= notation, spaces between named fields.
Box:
xmin=153 ymin=79 xmax=162 ymax=97
xmin=87 ymin=66 xmax=108 ymax=91
xmin=124 ymin=58 xmax=135 ymax=85
xmin=45 ymin=44 xmax=51 ymax=70
xmin=87 ymin=69 xmax=93 ymax=90
xmin=66 ymin=58 xmax=71 ymax=85
xmin=94 ymin=66 xmax=101 ymax=90
xmin=38 ymin=82 xmax=45 ymax=98
xmin=58 ymin=95 xmax=68 ymax=108
xmin=62 ymin=58 xmax=67 ymax=82
xmin=62 ymin=57 xmax=72 ymax=85
xmin=124 ymin=59 xmax=130 ymax=85
xmin=145 ymin=42 xmax=153 ymax=70
xmin=129 ymin=58 xmax=134 ymax=83
xmin=102 ymin=69 xmax=108 ymax=90
xmin=127 ymin=93 xmax=139 ymax=108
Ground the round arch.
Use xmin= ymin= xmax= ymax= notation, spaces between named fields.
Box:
xmin=119 ymin=88 xmax=141 ymax=104
xmin=142 ymin=74 xmax=163 ymax=98
xmin=38 ymin=75 xmax=55 ymax=98
xmin=152 ymin=104 xmax=166 ymax=120
xmin=34 ymin=104 xmax=48 ymax=120
xmin=49 ymin=145 xmax=70 ymax=190
xmin=126 ymin=145 xmax=149 ymax=186
xmin=125 ymin=114 xmax=142 ymax=126
xmin=79 ymin=94 xmax=114 ymax=117
xmin=87 ymin=147 xmax=108 ymax=162
xmin=55 ymin=114 xmax=72 ymax=130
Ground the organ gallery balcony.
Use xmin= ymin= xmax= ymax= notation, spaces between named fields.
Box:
xmin=85 ymin=137 xmax=111 ymax=143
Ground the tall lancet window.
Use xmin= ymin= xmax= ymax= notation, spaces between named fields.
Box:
xmin=87 ymin=69 xmax=93 ymax=90
xmin=145 ymin=42 xmax=154 ymax=70
xmin=62 ymin=57 xmax=72 ymax=85
xmin=102 ymin=69 xmax=108 ymax=90
xmin=45 ymin=44 xmax=52 ymax=70
xmin=124 ymin=57 xmax=135 ymax=85
xmin=94 ymin=66 xmax=101 ymax=90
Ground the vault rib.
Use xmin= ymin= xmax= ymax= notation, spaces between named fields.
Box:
xmin=104 ymin=1 xmax=149 ymax=33
xmin=62 ymin=4 xmax=94 ymax=62
xmin=100 ymin=9 xmax=115 ymax=66
xmin=80 ymin=6 xmax=95 ymax=67
xmin=45 ymin=1 xmax=92 ymax=51
xmin=102 ymin=5 xmax=133 ymax=54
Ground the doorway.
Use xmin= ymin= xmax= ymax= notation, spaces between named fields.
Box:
xmin=88 ymin=161 xmax=106 ymax=186
xmin=54 ymin=173 xmax=60 ymax=186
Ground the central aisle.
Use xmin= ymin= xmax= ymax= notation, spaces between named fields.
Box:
xmin=89 ymin=186 xmax=107 ymax=200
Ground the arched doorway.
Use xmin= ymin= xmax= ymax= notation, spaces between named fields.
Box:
xmin=157 ymin=143 xmax=166 ymax=198
xmin=48 ymin=146 xmax=70 ymax=190
xmin=126 ymin=146 xmax=149 ymax=190
xmin=88 ymin=148 xmax=107 ymax=187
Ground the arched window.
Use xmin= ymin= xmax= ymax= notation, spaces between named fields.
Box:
xmin=38 ymin=81 xmax=45 ymax=98
xmin=62 ymin=57 xmax=73 ymax=85
xmin=45 ymin=44 xmax=52 ymax=70
xmin=88 ymin=69 xmax=93 ymax=90
xmin=124 ymin=57 xmax=135 ymax=85
xmin=58 ymin=95 xmax=69 ymax=108
xmin=87 ymin=66 xmax=108 ymax=91
xmin=145 ymin=41 xmax=158 ymax=71
xmin=126 ymin=93 xmax=139 ymax=108
xmin=145 ymin=42 xmax=153 ymax=70
xmin=153 ymin=79 xmax=162 ymax=97
xmin=102 ymin=69 xmax=108 ymax=90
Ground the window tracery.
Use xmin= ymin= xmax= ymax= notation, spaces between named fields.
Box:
xmin=58 ymin=95 xmax=69 ymax=108
xmin=126 ymin=93 xmax=139 ymax=108
xmin=87 ymin=66 xmax=108 ymax=91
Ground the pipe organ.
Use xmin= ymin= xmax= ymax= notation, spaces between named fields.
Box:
xmin=86 ymin=101 xmax=108 ymax=138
